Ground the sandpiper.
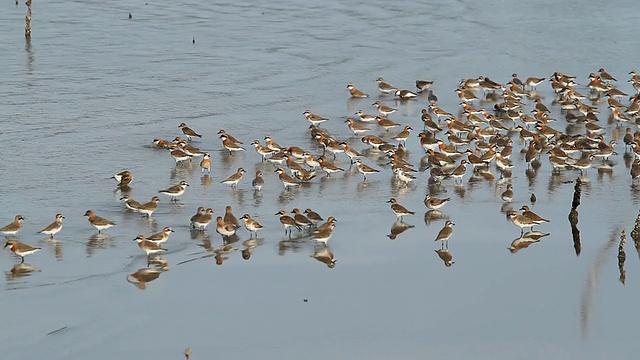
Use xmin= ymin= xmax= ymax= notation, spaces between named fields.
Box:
xmin=424 ymin=194 xmax=451 ymax=210
xmin=221 ymin=168 xmax=245 ymax=188
xmin=252 ymin=170 xmax=264 ymax=191
xmin=312 ymin=217 xmax=337 ymax=246
xmin=435 ymin=220 xmax=455 ymax=244
xmin=158 ymin=181 xmax=189 ymax=200
xmin=37 ymin=213 xmax=65 ymax=238
xmin=387 ymin=198 xmax=415 ymax=220
xmin=354 ymin=159 xmax=380 ymax=181
xmin=146 ymin=227 xmax=174 ymax=246
xmin=276 ymin=210 xmax=301 ymax=237
xmin=4 ymin=240 xmax=40 ymax=263
xmin=84 ymin=210 xmax=116 ymax=233
xmin=137 ymin=196 xmax=160 ymax=217
xmin=347 ymin=83 xmax=369 ymax=98
xmin=239 ymin=214 xmax=264 ymax=238
xmin=178 ymin=122 xmax=202 ymax=141
xmin=134 ymin=235 xmax=168 ymax=256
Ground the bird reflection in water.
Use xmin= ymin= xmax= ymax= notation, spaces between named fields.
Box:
xmin=86 ymin=233 xmax=115 ymax=257
xmin=214 ymin=243 xmax=236 ymax=265
xmin=278 ymin=239 xmax=305 ymax=256
xmin=201 ymin=174 xmax=212 ymax=187
xmin=387 ymin=220 xmax=415 ymax=240
xmin=423 ymin=210 xmax=448 ymax=226
xmin=434 ymin=242 xmax=454 ymax=267
xmin=6 ymin=263 xmax=39 ymax=280
xmin=127 ymin=268 xmax=162 ymax=290
xmin=312 ymin=246 xmax=336 ymax=268
xmin=241 ymin=239 xmax=264 ymax=261
xmin=508 ymin=231 xmax=549 ymax=254
xmin=43 ymin=238 xmax=63 ymax=261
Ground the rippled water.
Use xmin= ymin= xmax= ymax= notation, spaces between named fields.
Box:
xmin=2 ymin=1 xmax=640 ymax=359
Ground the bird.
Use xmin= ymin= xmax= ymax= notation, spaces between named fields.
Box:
xmin=215 ymin=216 xmax=237 ymax=237
xmin=375 ymin=77 xmax=398 ymax=94
xmin=318 ymin=155 xmax=344 ymax=176
xmin=424 ymin=194 xmax=451 ymax=210
xmin=303 ymin=110 xmax=329 ymax=126
xmin=501 ymin=184 xmax=514 ymax=202
xmin=120 ymin=195 xmax=142 ymax=211
xmin=519 ymin=205 xmax=550 ymax=226
xmin=178 ymin=122 xmax=202 ymax=141
xmin=146 ymin=227 xmax=174 ymax=246
xmin=168 ymin=145 xmax=192 ymax=164
xmin=84 ymin=210 xmax=116 ymax=233
xmin=392 ymin=125 xmax=413 ymax=144
xmin=632 ymin=159 xmax=640 ymax=181
xmin=304 ymin=209 xmax=324 ymax=226
xmin=292 ymin=208 xmax=314 ymax=229
xmin=37 ymin=213 xmax=65 ymax=238
xmin=275 ymin=167 xmax=300 ymax=189
xmin=113 ymin=170 xmax=133 ymax=187
xmin=372 ymin=101 xmax=397 ymax=115
xmin=216 ymin=129 xmax=243 ymax=144
xmin=312 ymin=217 xmax=337 ymax=246
xmin=345 ymin=118 xmax=371 ymax=136
xmin=276 ymin=210 xmax=301 ymax=237
xmin=434 ymin=220 xmax=455 ymax=243
xmin=239 ymin=214 xmax=264 ymax=238
xmin=223 ymin=205 xmax=240 ymax=229
xmin=387 ymin=198 xmax=415 ymax=219
xmin=221 ymin=168 xmax=245 ymax=188
xmin=415 ymin=79 xmax=434 ymax=92
xmin=507 ymin=211 xmax=535 ymax=234
xmin=0 ymin=215 xmax=24 ymax=235
xmin=200 ymin=153 xmax=211 ymax=173
xmin=220 ymin=134 xmax=246 ymax=154
xmin=252 ymin=170 xmax=264 ymax=191
xmin=137 ymin=196 xmax=160 ymax=217
xmin=158 ymin=181 xmax=190 ymax=200
xmin=4 ymin=240 xmax=41 ymax=263
xmin=395 ymin=89 xmax=418 ymax=99
xmin=133 ymin=235 xmax=168 ymax=256
xmin=191 ymin=208 xmax=214 ymax=230
xmin=354 ymin=159 xmax=380 ymax=181
xmin=525 ymin=76 xmax=545 ymax=90
xmin=346 ymin=83 xmax=368 ymax=98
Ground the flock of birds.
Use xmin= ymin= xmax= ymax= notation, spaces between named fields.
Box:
xmin=4 ymin=68 xmax=640 ymax=274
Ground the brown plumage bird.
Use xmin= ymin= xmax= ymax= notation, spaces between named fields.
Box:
xmin=179 ymin=122 xmax=202 ymax=140
xmin=434 ymin=220 xmax=455 ymax=243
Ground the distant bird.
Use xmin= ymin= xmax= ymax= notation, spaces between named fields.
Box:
xmin=4 ymin=240 xmax=41 ymax=263
xmin=0 ymin=215 xmax=25 ymax=236
xmin=252 ymin=170 xmax=264 ymax=191
xmin=158 ymin=181 xmax=190 ymax=201
xmin=221 ymin=168 xmax=246 ymax=188
xmin=375 ymin=77 xmax=398 ymax=94
xmin=501 ymin=184 xmax=514 ymax=203
xmin=424 ymin=194 xmax=451 ymax=210
xmin=312 ymin=217 xmax=337 ymax=246
xmin=200 ymin=153 xmax=211 ymax=173
xmin=519 ymin=205 xmax=550 ymax=226
xmin=37 ymin=213 xmax=65 ymax=238
xmin=239 ymin=214 xmax=264 ymax=238
xmin=178 ymin=122 xmax=202 ymax=140
xmin=387 ymin=198 xmax=415 ymax=220
xmin=434 ymin=220 xmax=455 ymax=244
xmin=304 ymin=209 xmax=324 ymax=226
xmin=354 ymin=159 xmax=380 ymax=181
xmin=113 ymin=170 xmax=133 ymax=187
xmin=415 ymin=79 xmax=434 ymax=92
xmin=346 ymin=83 xmax=368 ymax=98
xmin=133 ymin=235 xmax=168 ymax=257
xmin=84 ymin=210 xmax=116 ymax=233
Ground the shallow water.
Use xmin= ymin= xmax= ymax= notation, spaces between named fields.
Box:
xmin=2 ymin=0 xmax=640 ymax=359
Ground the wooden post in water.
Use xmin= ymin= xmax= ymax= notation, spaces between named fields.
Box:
xmin=568 ymin=178 xmax=582 ymax=256
xmin=25 ymin=0 xmax=32 ymax=39
xmin=618 ymin=230 xmax=626 ymax=285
